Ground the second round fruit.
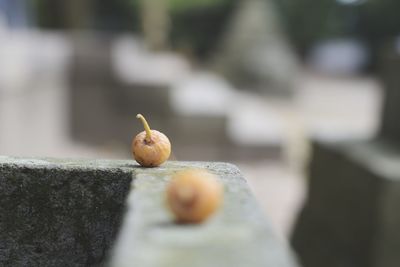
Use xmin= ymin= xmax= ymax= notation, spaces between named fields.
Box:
xmin=166 ymin=169 xmax=223 ymax=223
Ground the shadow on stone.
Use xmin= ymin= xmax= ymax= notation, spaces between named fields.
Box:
xmin=0 ymin=162 xmax=132 ymax=266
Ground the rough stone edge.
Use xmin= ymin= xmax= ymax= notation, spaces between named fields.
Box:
xmin=0 ymin=156 xmax=241 ymax=174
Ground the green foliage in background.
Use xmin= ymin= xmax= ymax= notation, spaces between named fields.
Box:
xmin=275 ymin=0 xmax=400 ymax=57
xmin=169 ymin=0 xmax=235 ymax=58
xmin=275 ymin=0 xmax=363 ymax=55
xmin=34 ymin=0 xmax=141 ymax=30
xmin=32 ymin=0 xmax=235 ymax=59
xmin=168 ymin=0 xmax=230 ymax=11
xmin=361 ymin=0 xmax=400 ymax=40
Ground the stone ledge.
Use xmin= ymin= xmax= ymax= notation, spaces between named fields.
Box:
xmin=111 ymin=161 xmax=299 ymax=267
xmin=0 ymin=156 xmax=299 ymax=267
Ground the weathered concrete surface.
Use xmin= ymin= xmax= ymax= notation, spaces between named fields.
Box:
xmin=0 ymin=156 xmax=134 ymax=267
xmin=111 ymin=161 xmax=299 ymax=267
xmin=292 ymin=140 xmax=400 ymax=267
xmin=0 ymin=157 xmax=299 ymax=267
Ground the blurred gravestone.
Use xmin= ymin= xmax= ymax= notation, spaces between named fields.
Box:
xmin=69 ymin=35 xmax=235 ymax=160
xmin=69 ymin=34 xmax=181 ymax=148
xmin=69 ymin=33 xmax=123 ymax=145
xmin=292 ymin=39 xmax=400 ymax=267
xmin=212 ymin=0 xmax=298 ymax=95
xmin=69 ymin=34 xmax=278 ymax=161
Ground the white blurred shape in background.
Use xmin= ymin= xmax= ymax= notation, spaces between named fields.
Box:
xmin=309 ymin=39 xmax=368 ymax=76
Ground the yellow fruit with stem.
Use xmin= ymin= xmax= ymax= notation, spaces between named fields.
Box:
xmin=132 ymin=114 xmax=171 ymax=167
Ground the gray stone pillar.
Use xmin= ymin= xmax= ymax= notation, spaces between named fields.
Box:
xmin=292 ymin=37 xmax=400 ymax=267
xmin=292 ymin=141 xmax=400 ymax=267
xmin=378 ymin=39 xmax=400 ymax=143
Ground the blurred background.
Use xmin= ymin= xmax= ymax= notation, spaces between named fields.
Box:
xmin=0 ymin=0 xmax=398 ymax=257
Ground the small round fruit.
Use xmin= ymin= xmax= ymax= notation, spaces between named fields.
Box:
xmin=166 ymin=169 xmax=223 ymax=223
xmin=132 ymin=114 xmax=171 ymax=167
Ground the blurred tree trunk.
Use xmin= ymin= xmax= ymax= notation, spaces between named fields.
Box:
xmin=140 ymin=0 xmax=170 ymax=50
xmin=65 ymin=0 xmax=93 ymax=29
